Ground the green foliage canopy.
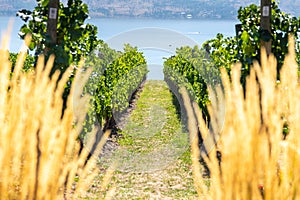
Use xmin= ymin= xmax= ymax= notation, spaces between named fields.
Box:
xmin=17 ymin=0 xmax=100 ymax=75
xmin=83 ymin=43 xmax=148 ymax=133
xmin=9 ymin=52 xmax=35 ymax=72
xmin=203 ymin=1 xmax=300 ymax=84
xmin=164 ymin=46 xmax=213 ymax=120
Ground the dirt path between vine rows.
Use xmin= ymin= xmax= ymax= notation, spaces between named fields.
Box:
xmin=89 ymin=80 xmax=198 ymax=199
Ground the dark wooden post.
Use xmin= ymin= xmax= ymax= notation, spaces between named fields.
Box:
xmin=46 ymin=0 xmax=59 ymax=45
xmin=260 ymin=0 xmax=272 ymax=55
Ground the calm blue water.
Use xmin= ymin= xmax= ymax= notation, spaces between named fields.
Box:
xmin=0 ymin=16 xmax=238 ymax=79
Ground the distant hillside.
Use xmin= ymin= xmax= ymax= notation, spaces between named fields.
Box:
xmin=84 ymin=0 xmax=261 ymax=19
xmin=0 ymin=0 xmax=299 ymax=19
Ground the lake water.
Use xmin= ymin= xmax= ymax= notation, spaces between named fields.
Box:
xmin=0 ymin=16 xmax=238 ymax=79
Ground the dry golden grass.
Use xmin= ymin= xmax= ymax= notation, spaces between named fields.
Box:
xmin=0 ymin=32 xmax=112 ymax=199
xmin=184 ymin=37 xmax=300 ymax=200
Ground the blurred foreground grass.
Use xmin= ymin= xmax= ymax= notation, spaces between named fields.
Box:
xmin=0 ymin=32 xmax=110 ymax=199
xmin=186 ymin=37 xmax=300 ymax=199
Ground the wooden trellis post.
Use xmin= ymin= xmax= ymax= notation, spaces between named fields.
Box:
xmin=260 ymin=0 xmax=272 ymax=55
xmin=46 ymin=0 xmax=59 ymax=45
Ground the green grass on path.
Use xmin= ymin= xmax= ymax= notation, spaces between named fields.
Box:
xmin=90 ymin=80 xmax=197 ymax=199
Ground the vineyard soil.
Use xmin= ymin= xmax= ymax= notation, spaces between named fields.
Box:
xmin=86 ymin=80 xmax=199 ymax=199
